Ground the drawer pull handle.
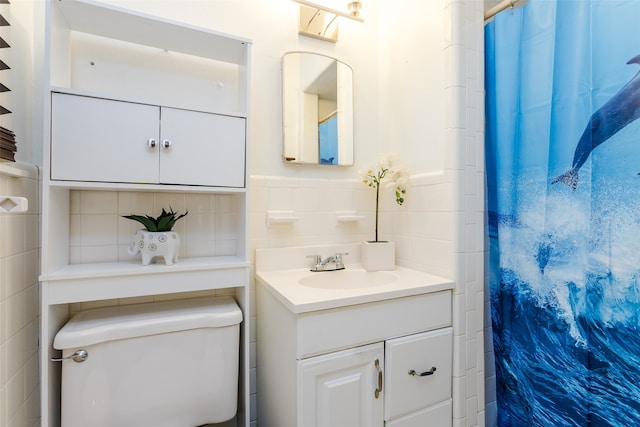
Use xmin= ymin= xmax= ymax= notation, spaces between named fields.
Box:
xmin=408 ymin=367 xmax=437 ymax=377
xmin=374 ymin=358 xmax=383 ymax=399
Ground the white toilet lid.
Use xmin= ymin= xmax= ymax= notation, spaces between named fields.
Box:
xmin=53 ymin=296 xmax=242 ymax=349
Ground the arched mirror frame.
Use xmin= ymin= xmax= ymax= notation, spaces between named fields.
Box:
xmin=282 ymin=51 xmax=354 ymax=166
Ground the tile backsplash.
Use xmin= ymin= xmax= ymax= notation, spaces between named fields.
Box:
xmin=248 ymin=173 xmax=455 ymax=278
xmin=68 ymin=190 xmax=240 ymax=264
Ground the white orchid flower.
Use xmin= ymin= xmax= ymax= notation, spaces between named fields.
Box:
xmin=360 ymin=154 xmax=409 ymax=241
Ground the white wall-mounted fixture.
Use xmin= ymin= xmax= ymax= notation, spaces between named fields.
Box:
xmin=267 ymin=210 xmax=300 ymax=226
xmin=292 ymin=0 xmax=364 ymax=43
xmin=336 ymin=210 xmax=363 ymax=222
xmin=0 ymin=196 xmax=28 ymax=213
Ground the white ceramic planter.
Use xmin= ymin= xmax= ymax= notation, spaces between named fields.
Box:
xmin=361 ymin=240 xmax=395 ymax=271
xmin=128 ymin=230 xmax=180 ymax=266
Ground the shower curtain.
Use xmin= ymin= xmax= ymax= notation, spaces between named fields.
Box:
xmin=485 ymin=0 xmax=640 ymax=425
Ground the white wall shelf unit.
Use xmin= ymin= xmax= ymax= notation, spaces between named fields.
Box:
xmin=39 ymin=1 xmax=252 ymax=426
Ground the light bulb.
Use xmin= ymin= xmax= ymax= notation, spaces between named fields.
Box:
xmin=347 ymin=1 xmax=362 ymax=17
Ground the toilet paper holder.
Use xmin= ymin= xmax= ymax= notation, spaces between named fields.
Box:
xmin=0 ymin=196 xmax=28 ymax=214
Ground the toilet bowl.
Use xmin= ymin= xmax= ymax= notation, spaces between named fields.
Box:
xmin=53 ymin=296 xmax=243 ymax=427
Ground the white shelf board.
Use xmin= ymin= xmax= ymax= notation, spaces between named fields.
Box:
xmin=41 ymin=256 xmax=248 ymax=281
xmin=55 ymin=0 xmax=251 ymax=64
xmin=0 ymin=162 xmax=37 ymax=178
xmin=47 ymin=179 xmax=247 ymax=193
xmin=41 ymin=256 xmax=250 ymax=304
xmin=50 ymin=87 xmax=248 ymax=119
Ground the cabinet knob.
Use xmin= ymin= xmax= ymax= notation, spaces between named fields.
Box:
xmin=147 ymin=138 xmax=157 ymax=148
xmin=162 ymin=139 xmax=172 ymax=148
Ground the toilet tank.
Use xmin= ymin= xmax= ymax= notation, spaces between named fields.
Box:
xmin=53 ymin=296 xmax=243 ymax=427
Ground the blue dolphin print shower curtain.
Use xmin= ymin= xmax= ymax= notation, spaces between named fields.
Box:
xmin=485 ymin=0 xmax=640 ymax=425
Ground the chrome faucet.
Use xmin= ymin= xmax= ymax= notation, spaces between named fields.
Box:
xmin=307 ymin=252 xmax=349 ymax=272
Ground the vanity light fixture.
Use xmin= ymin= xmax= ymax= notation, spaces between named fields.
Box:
xmin=292 ymin=0 xmax=364 ymax=43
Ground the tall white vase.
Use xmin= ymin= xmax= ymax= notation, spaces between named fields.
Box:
xmin=361 ymin=240 xmax=395 ymax=271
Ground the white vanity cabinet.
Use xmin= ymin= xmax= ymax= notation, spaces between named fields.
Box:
xmin=40 ymin=1 xmax=252 ymax=426
xmin=257 ymin=282 xmax=453 ymax=427
xmin=51 ymin=92 xmax=246 ymax=187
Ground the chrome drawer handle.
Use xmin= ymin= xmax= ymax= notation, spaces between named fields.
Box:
xmin=51 ymin=349 xmax=89 ymax=363
xmin=408 ymin=367 xmax=437 ymax=377
xmin=147 ymin=138 xmax=157 ymax=148
xmin=374 ymin=358 xmax=383 ymax=399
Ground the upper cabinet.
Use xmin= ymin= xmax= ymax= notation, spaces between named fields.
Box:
xmin=51 ymin=92 xmax=246 ymax=187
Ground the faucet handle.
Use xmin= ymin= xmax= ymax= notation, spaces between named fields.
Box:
xmin=306 ymin=254 xmax=322 ymax=271
xmin=335 ymin=252 xmax=349 ymax=269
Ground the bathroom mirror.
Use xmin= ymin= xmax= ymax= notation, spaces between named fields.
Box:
xmin=282 ymin=52 xmax=354 ymax=166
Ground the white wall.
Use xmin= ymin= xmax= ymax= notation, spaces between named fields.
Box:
xmin=378 ymin=0 xmax=447 ymax=172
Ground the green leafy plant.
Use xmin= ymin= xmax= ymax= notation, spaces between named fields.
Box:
xmin=123 ymin=207 xmax=188 ymax=232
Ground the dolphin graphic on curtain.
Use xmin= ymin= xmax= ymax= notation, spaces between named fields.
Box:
xmin=485 ymin=0 xmax=640 ymax=426
xmin=553 ymin=54 xmax=640 ymax=190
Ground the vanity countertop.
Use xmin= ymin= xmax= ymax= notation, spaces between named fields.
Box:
xmin=256 ymin=264 xmax=454 ymax=314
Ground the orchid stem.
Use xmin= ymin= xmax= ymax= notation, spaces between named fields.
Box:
xmin=375 ymin=183 xmax=379 ymax=242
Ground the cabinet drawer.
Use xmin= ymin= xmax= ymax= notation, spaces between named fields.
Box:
xmin=384 ymin=328 xmax=452 ymax=421
xmin=297 ymin=291 xmax=451 ymax=359
xmin=385 ymin=399 xmax=451 ymax=427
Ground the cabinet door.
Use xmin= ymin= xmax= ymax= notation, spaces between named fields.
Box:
xmin=159 ymin=108 xmax=246 ymax=187
xmin=385 ymin=399 xmax=451 ymax=427
xmin=51 ymin=93 xmax=160 ymax=183
xmin=384 ymin=328 xmax=452 ymax=421
xmin=299 ymin=342 xmax=384 ymax=427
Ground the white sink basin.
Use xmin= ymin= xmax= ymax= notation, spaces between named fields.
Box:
xmin=255 ymin=244 xmax=454 ymax=313
xmin=298 ymin=270 xmax=398 ymax=289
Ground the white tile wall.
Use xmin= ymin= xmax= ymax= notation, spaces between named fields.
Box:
xmin=65 ymin=189 xmax=242 ymax=311
xmin=249 ymin=176 xmax=378 ymax=253
xmin=443 ymin=1 xmax=488 ymax=426
xmin=68 ymin=190 xmax=239 ymax=264
xmin=0 ymin=163 xmax=40 ymax=427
